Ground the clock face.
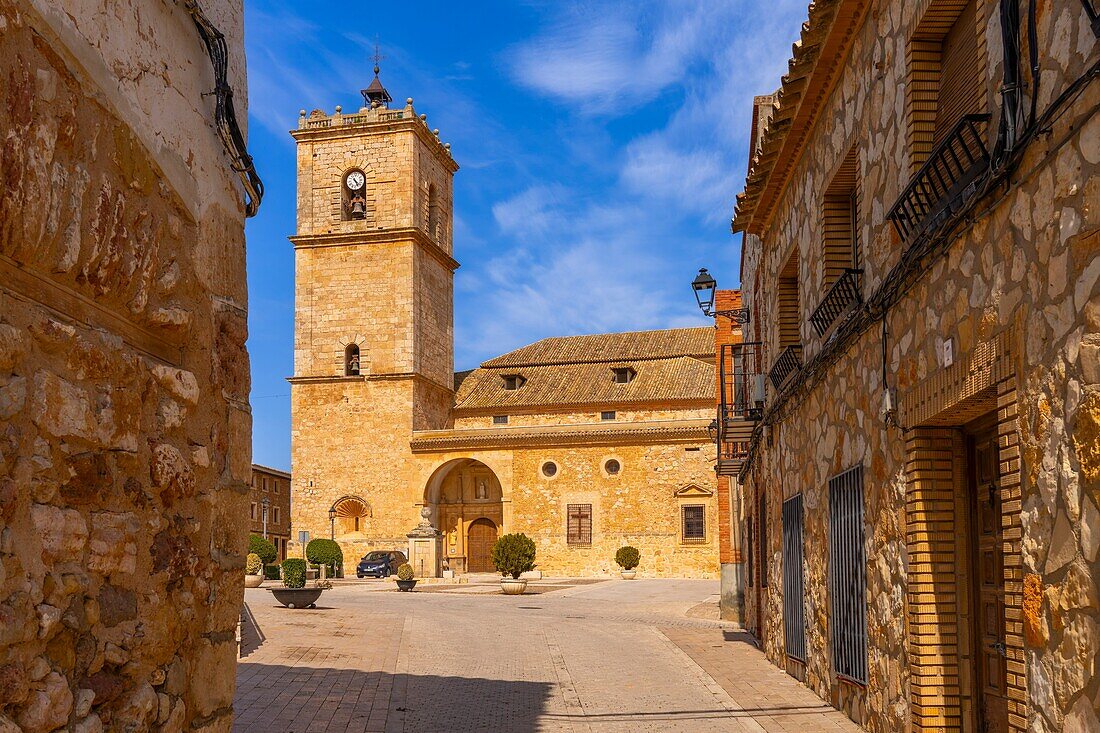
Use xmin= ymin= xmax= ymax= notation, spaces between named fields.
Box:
xmin=345 ymin=171 xmax=365 ymax=191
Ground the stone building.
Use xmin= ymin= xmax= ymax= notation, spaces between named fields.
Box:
xmin=728 ymin=1 xmax=1098 ymax=732
xmin=289 ymin=75 xmax=718 ymax=578
xmin=249 ymin=465 xmax=291 ymax=561
xmin=0 ymin=0 xmax=253 ymax=731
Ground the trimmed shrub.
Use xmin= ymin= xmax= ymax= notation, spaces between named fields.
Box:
xmin=491 ymin=533 xmax=536 ymax=579
xmin=396 ymin=563 xmax=415 ymax=581
xmin=615 ymin=546 xmax=640 ymax=570
xmin=306 ymin=539 xmax=343 ymax=577
xmin=282 ymin=558 xmax=306 ymax=588
xmin=248 ymin=534 xmax=277 ymax=565
xmin=263 ymin=565 xmax=281 ymax=581
xmin=245 ymin=553 xmax=263 ymax=576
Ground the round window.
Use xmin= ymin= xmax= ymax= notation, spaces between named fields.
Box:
xmin=605 ymin=459 xmax=621 ymax=475
xmin=541 ymin=461 xmax=558 ymax=478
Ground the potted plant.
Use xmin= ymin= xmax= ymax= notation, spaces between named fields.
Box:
xmin=491 ymin=533 xmax=536 ymax=595
xmin=244 ymin=552 xmax=264 ymax=587
xmin=615 ymin=546 xmax=640 ymax=579
xmin=395 ymin=563 xmax=417 ymax=591
xmin=268 ymin=558 xmax=325 ymax=609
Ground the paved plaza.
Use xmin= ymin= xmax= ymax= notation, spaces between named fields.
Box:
xmin=234 ymin=579 xmax=860 ymax=732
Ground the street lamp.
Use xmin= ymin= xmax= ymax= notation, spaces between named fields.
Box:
xmin=707 ymin=418 xmax=720 ymax=444
xmin=692 ymin=268 xmax=751 ymax=324
xmin=261 ymin=496 xmax=270 ymax=540
xmin=328 ymin=506 xmax=337 ymax=541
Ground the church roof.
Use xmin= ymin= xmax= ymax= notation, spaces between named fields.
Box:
xmin=453 ymin=327 xmax=715 ymax=412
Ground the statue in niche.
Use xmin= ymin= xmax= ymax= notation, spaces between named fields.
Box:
xmin=476 ymin=480 xmax=487 ymax=500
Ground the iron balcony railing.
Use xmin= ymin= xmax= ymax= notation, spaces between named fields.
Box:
xmin=886 ymin=114 xmax=991 ymax=245
xmin=717 ymin=342 xmax=763 ymax=475
xmin=768 ymin=344 xmax=802 ymax=391
xmin=809 ymin=268 xmax=863 ymax=336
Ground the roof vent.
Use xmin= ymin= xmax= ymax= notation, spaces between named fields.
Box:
xmin=611 ymin=367 xmax=636 ymax=384
xmin=502 ymin=374 xmax=526 ymax=391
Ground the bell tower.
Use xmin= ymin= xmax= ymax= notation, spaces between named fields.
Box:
xmin=288 ymin=71 xmax=459 ymax=550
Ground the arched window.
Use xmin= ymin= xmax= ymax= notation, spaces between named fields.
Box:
xmin=342 ymin=169 xmax=367 ymax=221
xmin=427 ymin=183 xmax=440 ymax=239
xmin=345 ymin=344 xmax=360 ymax=376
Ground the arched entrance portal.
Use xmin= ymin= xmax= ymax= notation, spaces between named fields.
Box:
xmin=466 ymin=518 xmax=498 ymax=572
xmin=424 ymin=459 xmax=504 ymax=574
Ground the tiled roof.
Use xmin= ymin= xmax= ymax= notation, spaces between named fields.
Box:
xmin=411 ymin=419 xmax=711 ymax=452
xmin=454 ymin=328 xmax=716 ymax=412
xmin=482 ymin=327 xmax=714 ymax=368
xmin=732 ymin=0 xmax=871 ymax=236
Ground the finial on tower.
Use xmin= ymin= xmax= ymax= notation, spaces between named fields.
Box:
xmin=361 ymin=39 xmax=393 ymax=108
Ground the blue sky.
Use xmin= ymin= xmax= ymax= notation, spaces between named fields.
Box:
xmin=244 ymin=1 xmax=807 ymax=470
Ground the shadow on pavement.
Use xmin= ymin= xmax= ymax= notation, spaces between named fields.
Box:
xmin=233 ymin=666 xmax=554 ymax=732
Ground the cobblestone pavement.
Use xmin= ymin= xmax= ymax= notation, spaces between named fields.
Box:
xmin=234 ymin=579 xmax=861 ymax=733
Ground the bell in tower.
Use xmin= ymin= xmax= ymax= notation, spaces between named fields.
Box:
xmin=361 ymin=65 xmax=392 ymax=109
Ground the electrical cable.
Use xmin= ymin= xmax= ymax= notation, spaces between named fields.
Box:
xmin=183 ymin=1 xmax=264 ymax=218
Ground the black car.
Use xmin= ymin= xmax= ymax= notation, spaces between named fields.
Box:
xmin=356 ymin=550 xmax=407 ymax=578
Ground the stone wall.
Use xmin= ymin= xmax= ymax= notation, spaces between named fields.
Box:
xmin=737 ymin=1 xmax=1098 ymax=731
xmin=0 ymin=0 xmax=250 ymax=730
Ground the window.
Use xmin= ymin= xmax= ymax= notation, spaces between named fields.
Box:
xmin=345 ymin=344 xmax=361 ymax=376
xmin=427 ymin=183 xmax=442 ymax=240
xmin=681 ymin=505 xmax=705 ymax=543
xmin=758 ymin=492 xmax=768 ymax=586
xmin=600 ymin=411 xmax=616 ymax=421
xmin=273 ymin=479 xmax=279 ymax=494
xmin=822 ymin=147 xmax=861 ymax=288
xmin=249 ymin=503 xmax=256 ymax=521
xmin=566 ymin=504 xmax=592 ymax=545
xmin=493 ymin=415 xmax=508 ymax=425
xmin=541 ymin=461 xmax=557 ymax=478
xmin=262 ymin=476 xmax=268 ymax=492
xmin=828 ymin=465 xmax=867 ymax=684
xmin=273 ymin=507 xmax=280 ymax=525
xmin=907 ymin=0 xmax=983 ymax=168
xmin=777 ymin=251 xmax=800 ymax=350
xmin=502 ymin=374 xmax=526 ymax=390
xmin=611 ymin=367 xmax=636 ymax=384
xmin=782 ymin=494 xmax=806 ymax=662
xmin=603 ymin=459 xmax=620 ymax=476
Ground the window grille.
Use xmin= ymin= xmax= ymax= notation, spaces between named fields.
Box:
xmin=828 ymin=465 xmax=868 ymax=684
xmin=567 ymin=504 xmax=592 ymax=545
xmin=759 ymin=492 xmax=768 ymax=587
xmin=782 ymin=494 xmax=806 ymax=661
xmin=681 ymin=505 xmax=706 ymax=543
xmin=747 ymin=516 xmax=755 ymax=587
xmin=493 ymin=415 xmax=508 ymax=425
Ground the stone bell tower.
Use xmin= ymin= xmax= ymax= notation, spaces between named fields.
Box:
xmin=288 ymin=68 xmax=459 ymax=556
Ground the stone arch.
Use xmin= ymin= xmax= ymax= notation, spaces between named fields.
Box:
xmin=336 ymin=334 xmax=368 ymax=376
xmin=423 ymin=458 xmax=505 ymax=574
xmin=332 ymin=494 xmax=371 ymax=536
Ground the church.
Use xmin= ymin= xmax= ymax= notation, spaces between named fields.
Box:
xmin=288 ymin=70 xmax=720 ymax=578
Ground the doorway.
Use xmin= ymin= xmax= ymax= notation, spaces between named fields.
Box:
xmin=467 ymin=518 xmax=498 ymax=573
xmin=967 ymin=420 xmax=1009 ymax=733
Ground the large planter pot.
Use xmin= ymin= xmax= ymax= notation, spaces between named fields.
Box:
xmin=396 ymin=579 xmax=418 ymax=592
xmin=500 ymin=578 xmax=528 ymax=595
xmin=268 ymin=587 xmax=323 ymax=609
xmin=620 ymin=569 xmax=637 ymax=580
xmin=244 ymin=574 xmax=264 ymax=588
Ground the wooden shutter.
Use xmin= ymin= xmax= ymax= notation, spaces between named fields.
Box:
xmin=567 ymin=504 xmax=592 ymax=545
xmin=935 ymin=0 xmax=980 ymax=144
xmin=777 ymin=252 xmax=800 ymax=349
xmin=759 ymin=492 xmax=769 ymax=587
xmin=822 ymin=148 xmax=861 ymax=288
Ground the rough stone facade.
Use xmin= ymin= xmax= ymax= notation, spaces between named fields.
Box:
xmin=732 ymin=1 xmax=1098 ymax=732
xmin=0 ymin=1 xmax=251 ymax=730
xmin=249 ymin=466 xmax=291 ymax=561
xmin=289 ymin=93 xmax=719 ymax=579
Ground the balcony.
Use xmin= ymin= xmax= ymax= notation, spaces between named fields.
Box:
xmin=886 ymin=114 xmax=991 ymax=245
xmin=717 ymin=343 xmax=763 ymax=475
xmin=768 ymin=344 xmax=802 ymax=391
xmin=809 ymin=268 xmax=862 ymax=336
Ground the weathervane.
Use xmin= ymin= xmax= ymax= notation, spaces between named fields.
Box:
xmin=361 ymin=37 xmax=393 ymax=108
